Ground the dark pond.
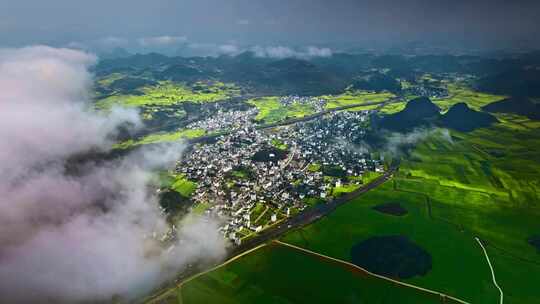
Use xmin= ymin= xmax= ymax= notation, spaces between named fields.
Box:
xmin=350 ymin=235 xmax=432 ymax=279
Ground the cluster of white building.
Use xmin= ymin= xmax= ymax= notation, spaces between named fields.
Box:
xmin=174 ymin=107 xmax=384 ymax=245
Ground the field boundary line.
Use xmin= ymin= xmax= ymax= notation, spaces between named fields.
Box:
xmin=274 ymin=240 xmax=471 ymax=304
xmin=394 ymin=180 xmax=540 ymax=267
xmin=146 ymin=243 xmax=268 ymax=303
xmin=475 ymin=237 xmax=504 ymax=304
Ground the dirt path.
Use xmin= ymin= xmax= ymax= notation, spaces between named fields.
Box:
xmin=274 ymin=240 xmax=472 ymax=304
xmin=475 ymin=237 xmax=504 ymax=304
xmin=145 ymin=243 xmax=267 ymax=304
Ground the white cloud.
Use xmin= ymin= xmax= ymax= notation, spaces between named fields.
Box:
xmin=96 ymin=36 xmax=129 ymax=48
xmin=137 ymin=35 xmax=188 ymax=47
xmin=384 ymin=128 xmax=452 ymax=155
xmin=0 ymin=46 xmax=225 ymax=303
xmin=250 ymin=45 xmax=333 ymax=59
xmin=218 ymin=44 xmax=241 ymax=55
xmin=306 ymin=46 xmax=333 ymax=57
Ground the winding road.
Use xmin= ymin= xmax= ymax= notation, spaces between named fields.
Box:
xmin=476 ymin=237 xmax=504 ymax=304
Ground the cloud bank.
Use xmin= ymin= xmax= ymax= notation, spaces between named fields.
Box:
xmin=0 ymin=46 xmax=225 ymax=303
xmin=66 ymin=35 xmax=334 ymax=59
xmin=251 ymin=45 xmax=333 ymax=59
xmin=182 ymin=43 xmax=333 ymax=58
xmin=137 ymin=35 xmax=188 ymax=47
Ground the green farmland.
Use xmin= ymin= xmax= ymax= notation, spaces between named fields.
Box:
xmin=96 ymin=81 xmax=240 ymax=109
xmin=247 ymin=97 xmax=316 ymax=124
xmin=282 ymin=182 xmax=500 ymax=304
xmin=113 ymin=128 xmax=205 ymax=149
xmin=280 ymin=112 xmax=540 ymax=303
xmin=391 ymin=116 xmax=540 ymax=303
xmin=432 ymin=84 xmax=506 ymax=112
xmin=324 ymin=91 xmax=396 ymax=110
xmin=169 ymin=243 xmax=462 ymax=304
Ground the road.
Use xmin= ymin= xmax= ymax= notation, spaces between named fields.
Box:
xmin=275 ymin=240 xmax=471 ymax=304
xmin=142 ymin=97 xmax=402 ymax=303
xmin=142 ymin=165 xmax=397 ymax=303
xmin=188 ymin=97 xmax=402 ymax=145
xmin=231 ymin=165 xmax=397 ymax=255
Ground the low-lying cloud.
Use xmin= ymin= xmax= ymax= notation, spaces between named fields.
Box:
xmin=177 ymin=42 xmax=334 ymax=59
xmin=384 ymin=128 xmax=452 ymax=155
xmin=66 ymin=35 xmax=334 ymax=59
xmin=137 ymin=35 xmax=188 ymax=47
xmin=251 ymin=45 xmax=333 ymax=59
xmin=0 ymin=46 xmax=225 ymax=303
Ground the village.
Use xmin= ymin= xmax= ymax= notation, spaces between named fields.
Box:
xmin=278 ymin=95 xmax=327 ymax=112
xmin=175 ymin=102 xmax=385 ymax=245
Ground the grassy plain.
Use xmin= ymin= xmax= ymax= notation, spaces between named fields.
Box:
xmin=282 ymin=182 xmax=499 ymax=304
xmin=391 ymin=116 xmax=540 ymax=303
xmin=175 ymin=243 xmax=459 ymax=304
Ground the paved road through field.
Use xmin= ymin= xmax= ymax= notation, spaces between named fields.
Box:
xmin=143 ymin=166 xmax=398 ymax=303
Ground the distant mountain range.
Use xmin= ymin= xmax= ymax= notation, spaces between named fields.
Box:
xmin=477 ymin=68 xmax=540 ymax=97
xmin=482 ymin=97 xmax=540 ymax=120
xmin=94 ymin=50 xmax=540 ymax=97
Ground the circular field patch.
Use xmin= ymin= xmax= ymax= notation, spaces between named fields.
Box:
xmin=350 ymin=235 xmax=432 ymax=279
xmin=372 ymin=203 xmax=408 ymax=216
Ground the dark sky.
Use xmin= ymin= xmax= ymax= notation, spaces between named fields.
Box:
xmin=1 ymin=0 xmax=539 ymax=50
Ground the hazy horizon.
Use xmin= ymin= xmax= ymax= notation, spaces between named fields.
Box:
xmin=1 ymin=0 xmax=540 ymax=55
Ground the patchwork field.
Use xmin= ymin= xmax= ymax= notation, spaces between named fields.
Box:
xmin=96 ymin=81 xmax=240 ymax=109
xmin=142 ymin=85 xmax=538 ymax=304
xmin=113 ymin=128 xmax=206 ymax=149
xmin=393 ymin=117 xmax=540 ymax=303
xmin=324 ymin=91 xmax=396 ymax=110
xmin=247 ymin=97 xmax=315 ymax=123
